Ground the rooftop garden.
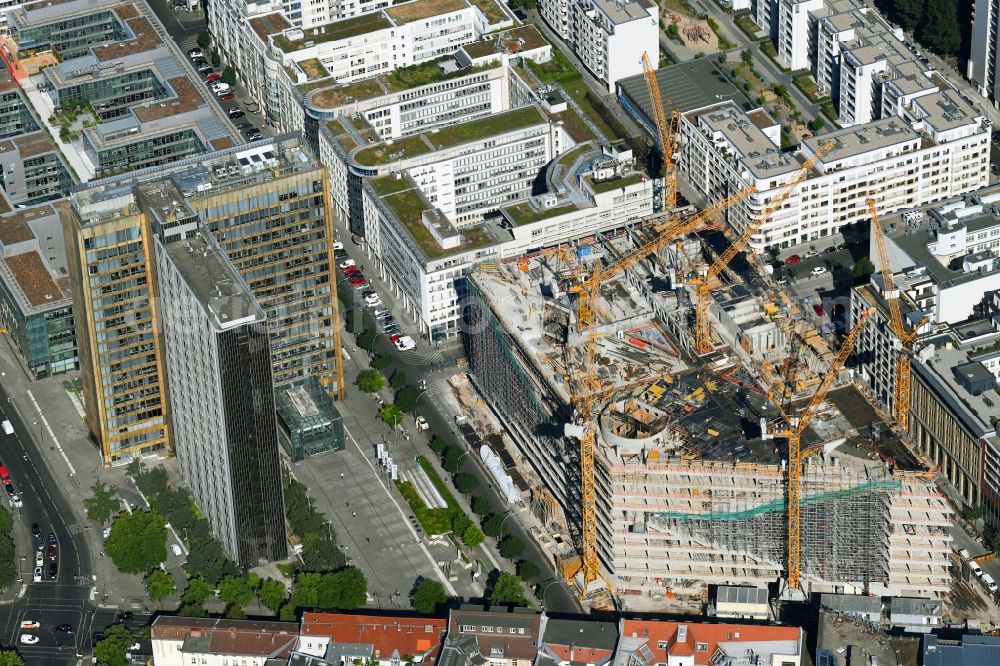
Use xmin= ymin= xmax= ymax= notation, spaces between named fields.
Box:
xmin=503 ymin=201 xmax=578 ymax=226
xmin=554 ymin=143 xmax=591 ymax=173
xmin=383 ymin=56 xmax=493 ymax=92
xmin=386 ymin=0 xmax=465 ymax=24
xmin=586 ymin=172 xmax=647 ymax=194
xmin=298 ymin=58 xmax=326 ymax=79
xmin=353 ymin=106 xmax=545 ymax=166
xmin=375 ymin=179 xmax=494 ymax=258
xmin=467 ymin=0 xmax=508 ymax=23
xmin=307 ymin=78 xmax=385 ymax=109
xmin=272 ymin=12 xmax=391 ymax=52
xmin=556 ymin=107 xmax=596 ymax=143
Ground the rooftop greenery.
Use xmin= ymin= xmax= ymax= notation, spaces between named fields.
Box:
xmin=308 ymin=78 xmax=384 ymax=109
xmin=467 ymin=0 xmax=508 ymax=23
xmin=503 ymin=201 xmax=578 ymax=226
xmin=272 ymin=12 xmax=391 ymax=52
xmin=353 ymin=106 xmax=545 ymax=167
xmin=386 ymin=0 xmax=465 ymax=24
xmin=586 ymin=172 xmax=646 ymax=194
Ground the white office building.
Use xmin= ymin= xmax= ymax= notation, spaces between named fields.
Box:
xmin=969 ymin=0 xmax=1000 ymax=106
xmin=538 ymin=0 xmax=657 ymax=93
xmin=209 ymin=0 xmax=512 ymax=129
xmin=678 ymin=90 xmax=990 ymax=252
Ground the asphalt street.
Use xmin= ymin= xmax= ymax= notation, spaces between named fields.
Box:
xmin=0 ymin=381 xmax=96 ymax=663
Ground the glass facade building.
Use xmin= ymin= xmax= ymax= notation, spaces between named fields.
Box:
xmin=275 ymin=378 xmax=344 ymax=461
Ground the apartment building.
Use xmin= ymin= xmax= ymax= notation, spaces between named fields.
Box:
xmin=296 ymin=613 xmax=447 ymax=664
xmin=347 ymin=132 xmax=655 ymax=341
xmin=677 ymin=93 xmax=989 ymax=252
xmin=151 ymin=617 xmax=299 ymax=666
xmin=0 ymin=132 xmax=73 ymax=206
xmin=439 ymin=607 xmax=542 ymax=666
xmin=969 ymin=0 xmax=1000 ymax=106
xmin=150 ymin=186 xmax=286 ymax=568
xmin=535 ymin=619 xmax=617 ymax=666
xmin=777 ymin=0 xmax=822 ymax=71
xmin=6 ymin=0 xmax=240 ymax=180
xmin=851 ymin=188 xmax=1000 ymax=517
xmin=210 ymin=0 xmax=511 ymax=131
xmin=62 ymin=136 xmax=344 ymax=464
xmin=614 ymin=620 xmax=802 ymax=666
xmin=0 ymin=203 xmax=77 ymax=379
xmin=537 ymin=0 xmax=657 ymax=93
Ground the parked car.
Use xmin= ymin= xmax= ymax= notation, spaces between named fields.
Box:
xmin=415 ymin=415 xmax=428 ymax=430
xmin=187 ymin=48 xmax=203 ymax=59
xmin=48 ymin=562 xmax=57 ymax=579
xmin=204 ymin=73 xmax=221 ymax=83
xmin=34 ymin=534 xmax=43 ymax=550
xmin=20 ymin=621 xmax=39 ymax=630
xmin=35 ymin=552 xmax=43 ymax=567
xmin=31 ymin=522 xmax=40 ymax=537
xmin=12 ymin=494 xmax=22 ymax=508
xmin=210 ymin=82 xmax=229 ymax=94
xmin=197 ymin=66 xmax=213 ymax=76
xmin=384 ymin=324 xmax=402 ymax=335
xmin=333 ymin=241 xmax=344 ymax=251
xmin=244 ymin=128 xmax=262 ymax=139
xmin=219 ymin=93 xmax=235 ymax=101
xmin=984 ymin=573 xmax=998 ymax=593
xmin=48 ymin=533 xmax=56 ymax=545
xmin=352 ymin=278 xmax=369 ymax=289
xmin=339 ymin=259 xmax=356 ymax=270
xmin=803 ymin=249 xmax=820 ymax=259
xmin=365 ymin=297 xmax=382 ymax=308
xmin=813 ymin=303 xmax=826 ymax=316
xmin=32 ymin=567 xmax=41 ymax=582
xmin=20 ymin=635 xmax=38 ymax=645
xmin=810 ymin=266 xmax=828 ymax=276
xmin=227 ymin=108 xmax=245 ymax=119
xmin=786 ymin=255 xmax=801 ymax=265
xmin=394 ymin=336 xmax=416 ymax=351
xmin=235 ymin=122 xmax=252 ymax=132
xmin=191 ymin=58 xmax=207 ymax=69
xmin=47 ymin=544 xmax=57 ymax=561
xmin=55 ymin=624 xmax=73 ymax=633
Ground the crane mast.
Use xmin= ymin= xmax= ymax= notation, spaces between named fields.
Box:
xmin=867 ymin=198 xmax=929 ymax=432
xmin=767 ymin=307 xmax=875 ymax=590
xmin=641 ymin=51 xmax=679 ymax=211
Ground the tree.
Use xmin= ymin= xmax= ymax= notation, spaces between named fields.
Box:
xmin=105 ymin=510 xmax=167 ymax=574
xmin=482 ymin=513 xmax=506 ymax=538
xmin=372 ymin=354 xmax=392 ymax=370
xmin=358 ymin=329 xmax=377 ymax=350
xmin=890 ymin=0 xmax=923 ymax=32
xmin=442 ymin=447 xmax=464 ymax=473
xmin=259 ymin=578 xmax=287 ymax=612
xmin=301 ymin=533 xmax=347 ymax=572
xmin=965 ymin=504 xmax=983 ymax=522
xmin=0 ymin=651 xmax=24 ymax=666
xmin=226 ymin=605 xmax=247 ymax=619
xmin=219 ymin=573 xmax=261 ymax=608
xmin=379 ymin=404 xmax=404 ymax=427
xmin=181 ymin=577 xmax=214 ymax=606
xmin=471 ymin=496 xmax=491 ymax=515
xmin=395 ymin=385 xmax=423 ymax=413
xmin=94 ymin=624 xmax=133 ymax=666
xmin=179 ymin=603 xmax=208 ymax=618
xmin=85 ymin=482 xmax=119 ymax=525
xmin=357 ymin=369 xmax=385 ymax=393
xmin=462 ymin=524 xmax=484 ymax=548
xmin=289 ymin=567 xmax=368 ymax=612
xmin=852 ymin=257 xmax=876 ymax=280
xmin=197 ymin=30 xmax=211 ymax=49
xmin=221 ymin=66 xmax=237 ymax=86
xmin=454 ymin=473 xmax=478 ymax=495
xmin=429 ymin=435 xmax=447 ymax=454
xmin=390 ymin=371 xmax=409 ymax=390
xmin=516 ymin=560 xmax=539 ymax=581
xmin=145 ymin=568 xmax=176 ymax=602
xmin=451 ymin=512 xmax=472 ymax=536
xmin=809 ymin=117 xmax=825 ymax=132
xmin=773 ymin=83 xmax=788 ymax=99
xmin=918 ymin=0 xmax=960 ymax=56
xmin=741 ymin=48 xmax=753 ymax=65
xmin=489 ymin=572 xmax=527 ymax=607
xmin=411 ymin=579 xmax=448 ymax=614
xmin=498 ymin=536 xmax=524 ymax=559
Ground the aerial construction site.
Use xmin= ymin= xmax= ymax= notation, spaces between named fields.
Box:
xmin=461 ymin=56 xmax=952 ymax=607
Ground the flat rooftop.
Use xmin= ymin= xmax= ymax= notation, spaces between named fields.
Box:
xmin=592 ymin=0 xmax=654 ymax=23
xmin=804 ymin=116 xmax=919 ymax=164
xmin=161 ymin=229 xmax=264 ymax=330
xmin=617 ymin=58 xmax=753 ymax=133
xmin=695 ymin=103 xmax=799 ymax=179
xmin=352 ymin=105 xmax=547 ymax=167
xmin=92 ymin=16 xmax=161 ymax=62
xmin=913 ymin=90 xmax=980 ymax=132
xmin=1 ymin=250 xmax=68 ymax=309
xmin=271 ymin=12 xmax=392 ymax=53
xmin=0 ymin=204 xmax=56 ymax=248
xmin=461 ymin=24 xmax=547 ymax=59
xmin=912 ymin=343 xmax=997 ymax=436
xmin=385 ymin=0 xmax=465 ymax=24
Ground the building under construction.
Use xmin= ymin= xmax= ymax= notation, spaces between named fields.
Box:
xmin=463 ymin=234 xmax=953 ymax=602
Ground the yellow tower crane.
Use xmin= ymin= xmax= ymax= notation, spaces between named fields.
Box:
xmin=689 ymin=141 xmax=835 ymax=354
xmin=641 ymin=51 xmax=680 ymax=211
xmin=867 ymin=197 xmax=929 ymax=432
xmin=764 ymin=306 xmax=875 ymax=591
xmin=562 ymin=188 xmax=755 ymax=594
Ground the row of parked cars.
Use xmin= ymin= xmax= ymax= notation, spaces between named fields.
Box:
xmin=186 ymin=48 xmax=262 ymax=140
xmin=338 ymin=250 xmax=416 ymax=352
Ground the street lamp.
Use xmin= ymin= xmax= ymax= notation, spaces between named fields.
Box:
xmin=498 ymin=510 xmax=516 ymax=536
xmin=367 ymin=331 xmax=386 ymax=355
xmin=538 ymin=579 xmax=562 ymax=609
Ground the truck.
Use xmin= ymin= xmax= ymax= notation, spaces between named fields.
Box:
xmin=1 ymin=421 xmax=11 ymax=435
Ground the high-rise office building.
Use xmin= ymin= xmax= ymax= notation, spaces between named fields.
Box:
xmin=148 ymin=181 xmax=286 ymax=567
xmin=62 ymin=136 xmax=344 ymax=464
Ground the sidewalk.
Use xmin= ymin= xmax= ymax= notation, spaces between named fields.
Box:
xmin=0 ymin=338 xmax=150 ymax=606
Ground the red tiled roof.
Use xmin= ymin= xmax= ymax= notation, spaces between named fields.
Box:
xmin=301 ymin=614 xmax=447 ymax=664
xmin=620 ymin=620 xmax=800 ymax=666
xmin=547 ymin=646 xmax=614 ymax=663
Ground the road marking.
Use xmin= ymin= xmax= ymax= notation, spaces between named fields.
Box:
xmin=342 ymin=424 xmax=458 ymax=596
xmin=25 ymin=390 xmax=75 ymax=475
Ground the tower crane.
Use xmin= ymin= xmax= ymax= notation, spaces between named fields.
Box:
xmin=764 ymin=306 xmax=875 ymax=591
xmin=689 ymin=141 xmax=835 ymax=354
xmin=561 ymin=186 xmax=756 ymax=595
xmin=641 ymin=51 xmax=680 ymax=211
xmin=867 ymin=197 xmax=929 ymax=432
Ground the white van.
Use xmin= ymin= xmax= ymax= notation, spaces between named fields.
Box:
xmin=970 ymin=560 xmax=984 ymax=577
xmin=1 ymin=420 xmax=12 ymax=435
xmin=983 ymin=573 xmax=997 ymax=592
